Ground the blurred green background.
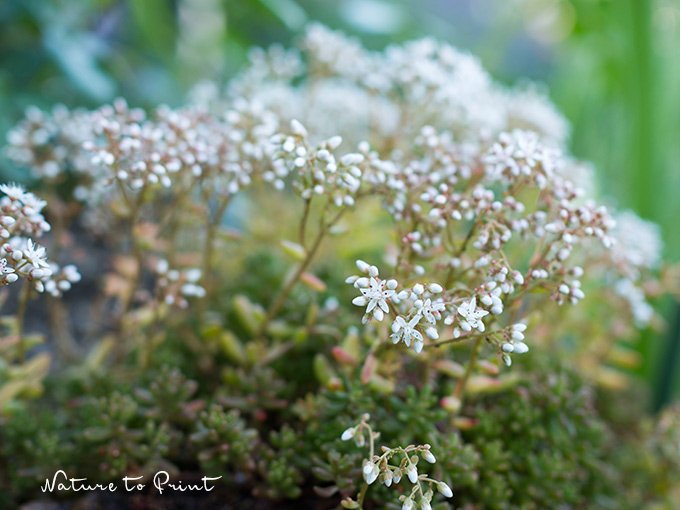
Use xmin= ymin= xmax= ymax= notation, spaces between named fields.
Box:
xmin=1 ymin=0 xmax=678 ymax=404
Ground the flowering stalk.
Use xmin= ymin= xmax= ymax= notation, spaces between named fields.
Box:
xmin=257 ymin=206 xmax=346 ymax=339
xmin=200 ymin=194 xmax=232 ymax=308
xmin=340 ymin=415 xmax=453 ymax=510
xmin=15 ymin=279 xmax=31 ymax=363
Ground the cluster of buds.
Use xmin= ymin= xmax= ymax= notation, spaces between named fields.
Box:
xmin=271 ymin=119 xmax=371 ymax=208
xmin=0 ymin=183 xmax=78 ymax=295
xmin=5 ymin=104 xmax=93 ymax=179
xmin=43 ymin=263 xmax=82 ymax=297
xmin=153 ymin=259 xmax=206 ymax=308
xmin=0 ymin=183 xmax=51 ymax=238
xmin=341 ymin=415 xmax=453 ymax=510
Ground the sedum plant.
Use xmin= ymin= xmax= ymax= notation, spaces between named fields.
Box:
xmin=0 ymin=23 xmax=678 ymax=509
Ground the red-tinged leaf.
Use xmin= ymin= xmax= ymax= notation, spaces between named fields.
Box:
xmin=432 ymin=359 xmax=465 ymax=378
xmin=440 ymin=396 xmax=462 ymax=413
xmin=453 ymin=417 xmax=479 ymax=430
xmin=476 ymin=359 xmax=500 ymax=375
xmin=300 ymin=272 xmax=327 ymax=292
xmin=332 ymin=346 xmax=359 ymax=366
xmin=361 ymin=353 xmax=377 ymax=384
xmin=314 ymin=485 xmax=339 ymax=498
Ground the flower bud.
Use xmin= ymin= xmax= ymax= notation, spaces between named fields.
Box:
xmin=341 ymin=427 xmax=355 ymax=441
xmin=406 ymin=463 xmax=418 ymax=483
xmin=437 ymin=481 xmax=453 ymax=498
xmin=421 ymin=449 xmax=436 ymax=464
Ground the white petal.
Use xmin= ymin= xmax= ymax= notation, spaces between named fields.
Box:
xmin=352 ymin=296 xmax=368 ymax=307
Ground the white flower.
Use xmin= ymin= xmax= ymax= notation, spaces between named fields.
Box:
xmin=0 ymin=183 xmax=27 ymax=201
xmin=402 ymin=498 xmax=414 ymax=510
xmin=23 ymin=239 xmax=50 ymax=268
xmin=457 ymin=297 xmax=489 ymax=332
xmin=20 ymin=192 xmax=47 ymax=214
xmin=391 ymin=315 xmax=423 ymax=349
xmin=416 ymin=298 xmax=445 ymax=324
xmin=352 ymin=276 xmax=395 ymax=322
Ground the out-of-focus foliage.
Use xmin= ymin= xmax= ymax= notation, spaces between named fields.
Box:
xmin=1 ymin=0 xmax=678 ymax=401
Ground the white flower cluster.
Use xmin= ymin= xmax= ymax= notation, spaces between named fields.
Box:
xmin=607 ymin=211 xmax=664 ymax=326
xmin=5 ymin=105 xmax=93 ymax=179
xmin=4 ymin=23 xmax=664 ymax=347
xmin=153 ymin=259 xmax=206 ymax=309
xmin=341 ymin=415 xmax=453 ymax=510
xmin=346 ymin=260 xmax=447 ymax=353
xmin=270 ymin=120 xmax=368 ymax=207
xmin=221 ymin=23 xmax=569 ymax=151
xmin=0 ymin=183 xmax=78 ymax=294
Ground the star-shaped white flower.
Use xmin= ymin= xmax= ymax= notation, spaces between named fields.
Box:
xmin=352 ymin=277 xmax=395 ymax=322
xmin=416 ymin=298 xmax=446 ymax=324
xmin=391 ymin=315 xmax=423 ymax=351
xmin=457 ymin=297 xmax=489 ymax=332
xmin=23 ymin=239 xmax=50 ymax=269
xmin=0 ymin=183 xmax=27 ymax=201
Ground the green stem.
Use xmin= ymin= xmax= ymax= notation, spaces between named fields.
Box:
xmin=453 ymin=336 xmax=484 ymax=402
xmin=299 ymin=198 xmax=311 ymax=248
xmin=201 ymin=195 xmax=232 ymax=304
xmin=257 ymin=207 xmax=345 ymax=339
xmin=15 ymin=280 xmax=31 ymax=363
xmin=357 ymin=422 xmax=375 ymax=509
xmin=428 ymin=330 xmax=495 ymax=349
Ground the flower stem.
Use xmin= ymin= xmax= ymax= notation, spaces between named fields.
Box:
xmin=257 ymin=207 xmax=345 ymax=339
xmin=201 ymin=195 xmax=232 ymax=305
xmin=452 ymin=336 xmax=484 ymax=402
xmin=15 ymin=279 xmax=31 ymax=363
xmin=357 ymin=422 xmax=375 ymax=509
xmin=428 ymin=330 xmax=497 ymax=349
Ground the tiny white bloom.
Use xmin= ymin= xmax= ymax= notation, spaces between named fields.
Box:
xmin=0 ymin=183 xmax=27 ymax=201
xmin=23 ymin=239 xmax=50 ymax=268
xmin=353 ymin=276 xmax=395 ymax=322
xmin=457 ymin=297 xmax=489 ymax=331
xmin=391 ymin=315 xmax=423 ymax=348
